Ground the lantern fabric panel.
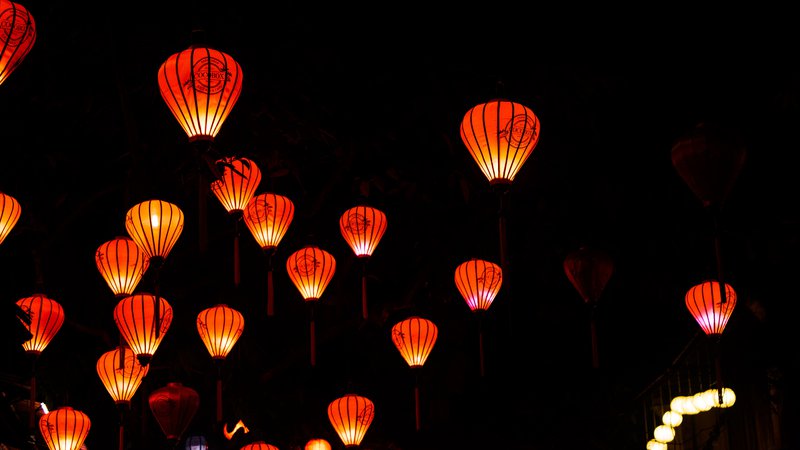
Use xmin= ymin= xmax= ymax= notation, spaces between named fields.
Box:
xmin=339 ymin=205 xmax=387 ymax=258
xmin=210 ymin=156 xmax=262 ymax=214
xmin=304 ymin=438 xmax=331 ymax=450
xmin=460 ymin=99 xmax=541 ymax=185
xmin=16 ymin=294 xmax=64 ymax=355
xmin=391 ymin=316 xmax=438 ymax=368
xmin=96 ymin=346 xmax=149 ymax=405
xmin=240 ymin=442 xmax=279 ymax=450
xmin=563 ymin=246 xmax=614 ymax=304
xmin=113 ymin=294 xmax=173 ymax=363
xmin=197 ymin=304 xmax=244 ymax=360
xmin=327 ymin=393 xmax=374 ymax=448
xmin=38 ymin=406 xmax=91 ymax=450
xmin=125 ymin=199 xmax=184 ymax=263
xmin=685 ymin=280 xmax=737 ymax=336
xmin=158 ymin=45 xmax=243 ymax=142
xmin=148 ymin=382 xmax=200 ymax=442
xmin=286 ymin=246 xmax=336 ymax=301
xmin=0 ymin=0 xmax=36 ymax=86
xmin=454 ymin=259 xmax=503 ymax=312
xmin=0 ymin=191 xmax=21 ymax=245
xmin=242 ymin=192 xmax=294 ymax=250
xmin=95 ymin=237 xmax=150 ymax=298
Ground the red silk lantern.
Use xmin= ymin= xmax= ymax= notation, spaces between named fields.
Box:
xmin=0 ymin=191 xmax=21 ymax=245
xmin=460 ymin=98 xmax=541 ymax=186
xmin=113 ymin=293 xmax=173 ymax=366
xmin=210 ymin=156 xmax=262 ymax=214
xmin=391 ymin=316 xmax=438 ymax=369
xmin=148 ymin=382 xmax=200 ymax=442
xmin=16 ymin=294 xmax=64 ymax=355
xmin=454 ymin=258 xmax=503 ymax=312
xmin=197 ymin=304 xmax=244 ymax=360
xmin=157 ymin=44 xmax=243 ymax=142
xmin=563 ymin=247 xmax=614 ymax=305
xmin=339 ymin=205 xmax=387 ymax=258
xmin=96 ymin=345 xmax=149 ymax=406
xmin=240 ymin=442 xmax=279 ymax=450
xmin=685 ymin=280 xmax=737 ymax=336
xmin=328 ymin=393 xmax=374 ymax=448
xmin=0 ymin=0 xmax=36 ymax=86
xmin=125 ymin=199 xmax=184 ymax=266
xmin=38 ymin=406 xmax=91 ymax=450
xmin=305 ymin=438 xmax=331 ymax=450
xmin=95 ymin=237 xmax=150 ymax=298
xmin=286 ymin=246 xmax=336 ymax=302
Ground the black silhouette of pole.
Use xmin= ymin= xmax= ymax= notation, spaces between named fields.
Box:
xmin=361 ymin=258 xmax=369 ymax=320
xmin=117 ymin=405 xmax=127 ymax=450
xmin=265 ymin=248 xmax=276 ymax=316
xmin=233 ymin=216 xmax=241 ymax=288
xmin=28 ymin=355 xmax=36 ymax=430
xmin=413 ymin=369 xmax=421 ymax=431
xmin=711 ymin=206 xmax=728 ymax=403
xmin=309 ymin=302 xmax=317 ymax=367
xmin=590 ymin=304 xmax=600 ymax=369
xmin=215 ymin=360 xmax=224 ymax=424
xmin=477 ymin=311 xmax=486 ymax=378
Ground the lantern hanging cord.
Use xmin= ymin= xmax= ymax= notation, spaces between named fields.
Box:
xmin=711 ymin=210 xmax=728 ymax=304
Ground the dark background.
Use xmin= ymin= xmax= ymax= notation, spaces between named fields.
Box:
xmin=1 ymin=2 xmax=798 ymax=449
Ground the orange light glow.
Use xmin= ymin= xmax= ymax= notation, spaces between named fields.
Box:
xmin=0 ymin=191 xmax=22 ymax=245
xmin=0 ymin=0 xmax=36 ymax=86
xmin=240 ymin=441 xmax=279 ymax=450
xmin=38 ymin=406 xmax=91 ymax=450
xmin=113 ymin=294 xmax=173 ymax=366
xmin=391 ymin=316 xmax=438 ymax=368
xmin=286 ymin=246 xmax=336 ymax=301
xmin=95 ymin=345 xmax=149 ymax=406
xmin=95 ymin=236 xmax=150 ymax=298
xmin=328 ymin=393 xmax=374 ymax=448
xmin=210 ymin=156 xmax=262 ymax=214
xmin=454 ymin=258 xmax=503 ymax=312
xmin=148 ymin=382 xmax=199 ymax=442
xmin=16 ymin=294 xmax=64 ymax=355
xmin=223 ymin=419 xmax=250 ymax=440
xmin=685 ymin=280 xmax=736 ymax=336
xmin=305 ymin=438 xmax=331 ymax=450
xmin=125 ymin=199 xmax=184 ymax=265
xmin=197 ymin=304 xmax=244 ymax=360
xmin=339 ymin=205 xmax=387 ymax=258
xmin=242 ymin=192 xmax=295 ymax=250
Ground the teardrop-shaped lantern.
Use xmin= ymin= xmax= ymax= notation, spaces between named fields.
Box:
xmin=125 ymin=199 xmax=184 ymax=266
xmin=454 ymin=258 xmax=503 ymax=312
xmin=240 ymin=442 xmax=279 ymax=450
xmin=157 ymin=43 xmax=243 ymax=142
xmin=95 ymin=237 xmax=150 ymax=298
xmin=16 ymin=294 xmax=64 ymax=355
xmin=685 ymin=280 xmax=737 ymax=336
xmin=210 ymin=156 xmax=262 ymax=214
xmin=286 ymin=245 xmax=336 ymax=302
xmin=96 ymin=345 xmax=149 ymax=406
xmin=671 ymin=122 xmax=747 ymax=209
xmin=38 ymin=406 xmax=91 ymax=450
xmin=0 ymin=0 xmax=36 ymax=87
xmin=339 ymin=205 xmax=387 ymax=258
xmin=305 ymin=438 xmax=331 ymax=450
xmin=0 ymin=191 xmax=21 ymax=245
xmin=197 ymin=304 xmax=244 ymax=360
xmin=113 ymin=293 xmax=173 ymax=366
xmin=391 ymin=316 xmax=438 ymax=369
xmin=149 ymin=382 xmax=200 ymax=443
xmin=328 ymin=393 xmax=374 ymax=448
xmin=563 ymin=246 xmax=614 ymax=305
xmin=460 ymin=98 xmax=541 ymax=186
xmin=243 ymin=192 xmax=295 ymax=251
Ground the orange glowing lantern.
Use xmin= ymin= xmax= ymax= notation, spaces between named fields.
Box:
xmin=240 ymin=442 xmax=279 ymax=450
xmin=0 ymin=191 xmax=21 ymax=245
xmin=113 ymin=293 xmax=173 ymax=366
xmin=95 ymin=237 xmax=150 ymax=298
xmin=242 ymin=192 xmax=295 ymax=316
xmin=125 ymin=199 xmax=184 ymax=267
xmin=685 ymin=280 xmax=737 ymax=336
xmin=454 ymin=258 xmax=503 ymax=313
xmin=197 ymin=303 xmax=244 ymax=423
xmin=149 ymin=382 xmax=200 ymax=443
xmin=460 ymin=98 xmax=541 ymax=187
xmin=305 ymin=438 xmax=331 ymax=450
xmin=328 ymin=393 xmax=374 ymax=448
xmin=16 ymin=294 xmax=64 ymax=356
xmin=39 ymin=406 xmax=91 ymax=450
xmin=391 ymin=316 xmax=438 ymax=431
xmin=211 ymin=156 xmax=261 ymax=214
xmin=157 ymin=43 xmax=242 ymax=143
xmin=96 ymin=345 xmax=149 ymax=406
xmin=0 ymin=0 xmax=36 ymax=87
xmin=287 ymin=245 xmax=335 ymax=366
xmin=339 ymin=205 xmax=387 ymax=320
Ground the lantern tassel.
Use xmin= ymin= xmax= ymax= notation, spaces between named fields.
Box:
xmin=477 ymin=313 xmax=485 ymax=378
xmin=216 ymin=367 xmax=223 ymax=424
xmin=310 ymin=304 xmax=316 ymax=367
xmin=234 ymin=223 xmax=241 ymax=288
xmin=361 ymin=260 xmax=368 ymax=320
xmin=28 ymin=356 xmax=36 ymax=430
xmin=414 ymin=371 xmax=421 ymax=431
xmin=266 ymin=250 xmax=275 ymax=317
xmin=118 ymin=406 xmax=126 ymax=450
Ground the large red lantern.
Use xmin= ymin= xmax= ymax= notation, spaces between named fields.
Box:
xmin=95 ymin=236 xmax=150 ymax=298
xmin=96 ymin=345 xmax=149 ymax=406
xmin=328 ymin=393 xmax=374 ymax=448
xmin=242 ymin=192 xmax=295 ymax=316
xmin=113 ymin=293 xmax=173 ymax=366
xmin=125 ymin=199 xmax=184 ymax=267
xmin=0 ymin=0 xmax=36 ymax=86
xmin=157 ymin=43 xmax=243 ymax=143
xmin=0 ymin=191 xmax=21 ymax=245
xmin=16 ymin=294 xmax=64 ymax=356
xmin=685 ymin=280 xmax=737 ymax=336
xmin=391 ymin=316 xmax=438 ymax=431
xmin=339 ymin=205 xmax=387 ymax=320
xmin=287 ymin=245 xmax=335 ymax=366
xmin=240 ymin=442 xmax=279 ymax=450
xmin=38 ymin=407 xmax=91 ymax=450
xmin=149 ymin=382 xmax=200 ymax=443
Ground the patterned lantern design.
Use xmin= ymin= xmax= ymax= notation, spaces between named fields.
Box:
xmin=243 ymin=192 xmax=295 ymax=316
xmin=95 ymin=237 xmax=150 ymax=298
xmin=125 ymin=199 xmax=184 ymax=266
xmin=454 ymin=258 xmax=503 ymax=312
xmin=0 ymin=0 xmax=36 ymax=86
xmin=305 ymin=438 xmax=331 ymax=450
xmin=286 ymin=245 xmax=336 ymax=302
xmin=197 ymin=304 xmax=244 ymax=360
xmin=339 ymin=205 xmax=387 ymax=258
xmin=328 ymin=393 xmax=374 ymax=448
xmin=240 ymin=442 xmax=279 ymax=450
xmin=113 ymin=293 xmax=173 ymax=366
xmin=96 ymin=345 xmax=149 ymax=406
xmin=38 ymin=406 xmax=91 ymax=450
xmin=685 ymin=280 xmax=737 ymax=336
xmin=16 ymin=294 xmax=64 ymax=355
xmin=391 ymin=316 xmax=438 ymax=369
xmin=149 ymin=382 xmax=200 ymax=443
xmin=0 ymin=191 xmax=21 ymax=245
xmin=210 ymin=156 xmax=261 ymax=214
xmin=158 ymin=44 xmax=242 ymax=142
xmin=460 ymin=98 xmax=541 ymax=186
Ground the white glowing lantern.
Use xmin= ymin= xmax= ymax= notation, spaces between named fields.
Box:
xmin=647 ymin=439 xmax=668 ymax=450
xmin=692 ymin=391 xmax=713 ymax=412
xmin=707 ymin=387 xmax=736 ymax=408
xmin=654 ymin=424 xmax=676 ymax=443
xmin=662 ymin=410 xmax=683 ymax=427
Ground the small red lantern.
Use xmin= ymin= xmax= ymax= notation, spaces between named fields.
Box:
xmin=125 ymin=199 xmax=184 ymax=266
xmin=113 ymin=293 xmax=173 ymax=366
xmin=197 ymin=304 xmax=244 ymax=360
xmin=157 ymin=43 xmax=243 ymax=143
xmin=287 ymin=245 xmax=335 ymax=366
xmin=211 ymin=156 xmax=262 ymax=214
xmin=685 ymin=280 xmax=737 ymax=336
xmin=16 ymin=294 xmax=64 ymax=356
xmin=391 ymin=316 xmax=438 ymax=431
xmin=96 ymin=345 xmax=149 ymax=406
xmin=95 ymin=236 xmax=150 ymax=298
xmin=305 ymin=438 xmax=331 ymax=450
xmin=38 ymin=406 xmax=91 ymax=450
xmin=0 ymin=191 xmax=21 ymax=245
xmin=149 ymin=382 xmax=200 ymax=443
xmin=0 ymin=0 xmax=36 ymax=86
xmin=328 ymin=393 xmax=374 ymax=448
xmin=454 ymin=258 xmax=503 ymax=312
xmin=340 ymin=205 xmax=387 ymax=320
xmin=240 ymin=442 xmax=280 ymax=450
